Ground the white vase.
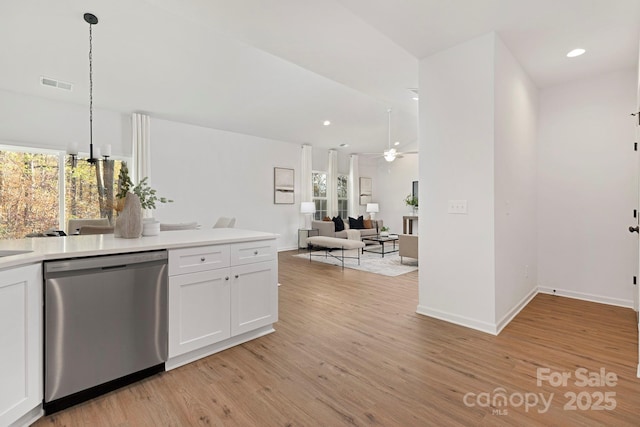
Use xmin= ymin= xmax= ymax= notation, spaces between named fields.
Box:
xmin=142 ymin=218 xmax=160 ymax=236
xmin=114 ymin=193 xmax=143 ymax=238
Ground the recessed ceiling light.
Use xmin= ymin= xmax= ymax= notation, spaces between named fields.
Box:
xmin=412 ymin=96 xmax=419 ymax=101
xmin=323 ymin=120 xmax=331 ymax=126
xmin=394 ymin=141 xmax=400 ymax=146
xmin=566 ymin=48 xmax=586 ymax=58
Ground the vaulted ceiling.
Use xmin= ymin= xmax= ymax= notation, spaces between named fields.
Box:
xmin=0 ymin=0 xmax=638 ymax=155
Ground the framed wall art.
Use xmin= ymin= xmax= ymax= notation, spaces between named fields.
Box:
xmin=274 ymin=167 xmax=295 ymax=204
xmin=359 ymin=177 xmax=372 ymax=205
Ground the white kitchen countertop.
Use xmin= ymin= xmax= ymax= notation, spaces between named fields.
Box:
xmin=0 ymin=228 xmax=278 ymax=270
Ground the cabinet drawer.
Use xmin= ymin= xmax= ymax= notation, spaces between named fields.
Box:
xmin=169 ymin=245 xmax=230 ymax=276
xmin=230 ymin=240 xmax=276 ymax=266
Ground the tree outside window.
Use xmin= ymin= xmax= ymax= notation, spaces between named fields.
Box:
xmin=337 ymin=174 xmax=348 ymax=219
xmin=312 ymin=171 xmax=327 ymax=220
xmin=0 ymin=147 xmax=124 ymax=239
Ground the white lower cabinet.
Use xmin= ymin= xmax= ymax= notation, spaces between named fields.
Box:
xmin=0 ymin=264 xmax=42 ymax=427
xmin=231 ymin=261 xmax=278 ymax=336
xmin=168 ymin=240 xmax=277 ymax=366
xmin=168 ymin=268 xmax=231 ymax=358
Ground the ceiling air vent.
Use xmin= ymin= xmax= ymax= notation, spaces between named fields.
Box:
xmin=40 ymin=76 xmax=73 ymax=91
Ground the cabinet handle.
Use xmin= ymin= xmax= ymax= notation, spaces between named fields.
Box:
xmin=253 ymin=250 xmax=258 ymax=255
xmin=235 ymin=274 xmax=239 ymax=279
xmin=225 ymin=276 xmax=229 ymax=281
xmin=201 ymin=257 xmax=206 ymax=262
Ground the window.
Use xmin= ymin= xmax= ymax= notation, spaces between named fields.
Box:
xmin=312 ymin=171 xmax=327 ymax=220
xmin=337 ymin=174 xmax=348 ymax=219
xmin=0 ymin=145 xmax=125 ymax=239
xmin=0 ymin=149 xmax=60 ymax=239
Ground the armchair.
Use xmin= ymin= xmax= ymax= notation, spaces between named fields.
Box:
xmin=399 ymin=234 xmax=418 ymax=264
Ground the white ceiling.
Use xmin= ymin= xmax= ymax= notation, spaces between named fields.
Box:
xmin=0 ymin=0 xmax=638 ymax=155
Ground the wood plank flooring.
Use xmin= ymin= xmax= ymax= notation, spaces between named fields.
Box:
xmin=34 ymin=250 xmax=640 ymax=426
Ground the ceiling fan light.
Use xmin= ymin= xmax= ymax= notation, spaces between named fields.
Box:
xmin=384 ymin=148 xmax=397 ymax=162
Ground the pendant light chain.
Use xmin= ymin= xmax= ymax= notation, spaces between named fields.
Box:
xmin=89 ymin=22 xmax=93 ymax=156
xmin=84 ymin=13 xmax=98 ymax=163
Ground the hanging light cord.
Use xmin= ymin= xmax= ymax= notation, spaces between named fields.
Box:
xmin=388 ymin=108 xmax=391 ymax=150
xmin=87 ymin=21 xmax=95 ymax=163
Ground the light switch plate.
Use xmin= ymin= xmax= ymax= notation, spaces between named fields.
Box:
xmin=448 ymin=200 xmax=467 ymax=214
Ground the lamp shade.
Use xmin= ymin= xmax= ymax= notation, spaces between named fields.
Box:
xmin=366 ymin=203 xmax=379 ymax=213
xmin=300 ymin=202 xmax=316 ymax=214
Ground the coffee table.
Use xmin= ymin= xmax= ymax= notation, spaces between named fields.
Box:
xmin=361 ymin=234 xmax=399 ymax=258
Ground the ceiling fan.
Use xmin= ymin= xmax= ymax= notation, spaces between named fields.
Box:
xmin=363 ymin=108 xmax=417 ymax=162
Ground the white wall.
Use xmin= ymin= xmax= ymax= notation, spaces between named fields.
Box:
xmin=150 ymin=118 xmax=301 ymax=250
xmin=537 ymin=68 xmax=638 ymax=307
xmin=0 ymin=89 xmax=129 ymax=156
xmin=493 ymin=37 xmax=539 ymax=327
xmin=374 ymin=153 xmax=418 ymax=234
xmin=418 ymin=33 xmax=497 ymax=332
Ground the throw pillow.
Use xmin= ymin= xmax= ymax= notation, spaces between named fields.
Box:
xmin=363 ymin=219 xmax=372 ymax=229
xmin=332 ymin=216 xmax=345 ymax=232
xmin=323 ymin=216 xmax=331 ymax=221
xmin=348 ymin=216 xmax=365 ymax=230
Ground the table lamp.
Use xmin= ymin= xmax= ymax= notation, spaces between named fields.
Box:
xmin=366 ymin=203 xmax=379 ymax=220
xmin=300 ymin=202 xmax=316 ymax=230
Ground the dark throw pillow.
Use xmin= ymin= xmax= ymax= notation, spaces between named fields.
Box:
xmin=348 ymin=215 xmax=365 ymax=230
xmin=332 ymin=216 xmax=345 ymax=232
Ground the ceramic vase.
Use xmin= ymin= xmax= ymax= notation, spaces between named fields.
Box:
xmin=114 ymin=193 xmax=143 ymax=238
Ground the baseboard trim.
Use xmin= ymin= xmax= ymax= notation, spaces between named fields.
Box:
xmin=8 ymin=404 xmax=43 ymax=427
xmin=637 ymin=363 xmax=640 ymax=378
xmin=417 ymin=288 xmax=634 ymax=337
xmin=537 ymin=287 xmax=634 ymax=309
xmin=416 ymin=305 xmax=498 ymax=335
xmin=166 ymin=325 xmax=275 ymax=371
xmin=495 ymin=287 xmax=538 ymax=335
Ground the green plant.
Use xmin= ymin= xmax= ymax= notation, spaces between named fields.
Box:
xmin=116 ymin=162 xmax=173 ymax=210
xmin=380 ymin=226 xmax=390 ymax=232
xmin=404 ymin=194 xmax=418 ymax=207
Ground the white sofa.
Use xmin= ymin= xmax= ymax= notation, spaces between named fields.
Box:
xmin=311 ymin=219 xmax=383 ymax=239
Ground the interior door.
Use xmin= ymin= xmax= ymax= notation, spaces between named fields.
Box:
xmin=636 ymin=51 xmax=640 ymax=378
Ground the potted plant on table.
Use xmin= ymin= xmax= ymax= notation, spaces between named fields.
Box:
xmin=379 ymin=226 xmax=390 ymax=237
xmin=404 ymin=194 xmax=418 ymax=215
xmin=114 ymin=162 xmax=172 ymax=238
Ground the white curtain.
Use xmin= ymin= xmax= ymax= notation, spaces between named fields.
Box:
xmin=300 ymin=144 xmax=313 ymax=204
xmin=348 ymin=154 xmax=359 ymax=218
xmin=132 ymin=113 xmax=151 ymax=185
xmin=132 ymin=113 xmax=151 ymax=218
xmin=327 ymin=149 xmax=338 ymax=217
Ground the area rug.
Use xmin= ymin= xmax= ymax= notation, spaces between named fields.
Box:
xmin=294 ymin=248 xmax=418 ymax=277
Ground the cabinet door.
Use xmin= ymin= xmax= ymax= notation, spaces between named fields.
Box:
xmin=168 ymin=269 xmax=231 ymax=358
xmin=0 ymin=264 xmax=42 ymax=427
xmin=231 ymin=261 xmax=278 ymax=336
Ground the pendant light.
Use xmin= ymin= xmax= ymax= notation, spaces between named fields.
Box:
xmin=84 ymin=13 xmax=99 ymax=164
xmin=383 ymin=108 xmax=397 ymax=162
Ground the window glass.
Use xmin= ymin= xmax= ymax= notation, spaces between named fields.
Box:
xmin=0 ymin=146 xmax=126 ymax=239
xmin=312 ymin=171 xmax=328 ymax=220
xmin=312 ymin=172 xmax=327 ymax=198
xmin=0 ymin=150 xmax=59 ymax=239
xmin=65 ymin=158 xmax=123 ymax=226
xmin=337 ymin=175 xmax=348 ymax=218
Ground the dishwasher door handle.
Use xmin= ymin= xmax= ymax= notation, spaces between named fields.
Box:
xmin=101 ymin=264 xmax=127 ymax=270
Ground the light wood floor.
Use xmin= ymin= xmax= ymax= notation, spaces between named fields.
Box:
xmin=34 ymin=251 xmax=640 ymax=426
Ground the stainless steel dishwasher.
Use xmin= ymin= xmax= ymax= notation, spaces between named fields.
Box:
xmin=43 ymin=250 xmax=168 ymax=414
